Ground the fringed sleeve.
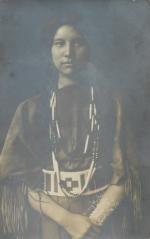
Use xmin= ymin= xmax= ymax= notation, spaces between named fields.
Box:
xmin=0 ymin=97 xmax=45 ymax=238
xmin=121 ymin=96 xmax=142 ymax=228
xmin=125 ymin=124 xmax=142 ymax=225
xmin=0 ymin=177 xmax=29 ymax=238
xmin=111 ymin=97 xmax=142 ymax=227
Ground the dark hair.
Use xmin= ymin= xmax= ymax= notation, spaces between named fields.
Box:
xmin=47 ymin=14 xmax=90 ymax=48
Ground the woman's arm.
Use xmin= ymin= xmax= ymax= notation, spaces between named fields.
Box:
xmin=89 ymin=184 xmax=124 ymax=226
xmin=89 ymin=98 xmax=125 ymax=227
xmin=28 ymin=189 xmax=92 ymax=239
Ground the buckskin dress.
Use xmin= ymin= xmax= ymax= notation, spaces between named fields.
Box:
xmin=0 ymin=83 xmax=140 ymax=239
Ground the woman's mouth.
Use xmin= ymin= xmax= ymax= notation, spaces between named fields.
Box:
xmin=62 ymin=62 xmax=73 ymax=67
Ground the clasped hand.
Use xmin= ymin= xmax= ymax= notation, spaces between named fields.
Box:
xmin=28 ymin=188 xmax=101 ymax=239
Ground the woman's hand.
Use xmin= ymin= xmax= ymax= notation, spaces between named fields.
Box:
xmin=28 ymin=189 xmax=91 ymax=238
xmin=63 ymin=213 xmax=92 ymax=239
xmin=28 ymin=188 xmax=42 ymax=212
xmin=28 ymin=188 xmax=92 ymax=238
xmin=28 ymin=188 xmax=100 ymax=238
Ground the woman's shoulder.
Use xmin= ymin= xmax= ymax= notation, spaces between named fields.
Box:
xmin=19 ymin=90 xmax=48 ymax=110
xmin=14 ymin=89 xmax=50 ymax=125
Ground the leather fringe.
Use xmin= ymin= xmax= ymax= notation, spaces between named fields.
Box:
xmin=0 ymin=178 xmax=28 ymax=238
xmin=125 ymin=168 xmax=142 ymax=225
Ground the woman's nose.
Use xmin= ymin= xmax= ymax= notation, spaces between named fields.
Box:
xmin=64 ymin=42 xmax=73 ymax=57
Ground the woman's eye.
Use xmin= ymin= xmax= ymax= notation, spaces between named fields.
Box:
xmin=74 ymin=42 xmax=80 ymax=47
xmin=73 ymin=39 xmax=84 ymax=47
xmin=53 ymin=41 xmax=64 ymax=47
xmin=74 ymin=42 xmax=81 ymax=47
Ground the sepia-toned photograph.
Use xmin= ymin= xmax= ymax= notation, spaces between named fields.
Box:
xmin=0 ymin=0 xmax=150 ymax=238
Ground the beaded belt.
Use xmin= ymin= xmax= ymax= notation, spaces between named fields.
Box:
xmin=42 ymin=168 xmax=109 ymax=197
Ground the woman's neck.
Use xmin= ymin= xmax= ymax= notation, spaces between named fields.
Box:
xmin=58 ymin=74 xmax=78 ymax=89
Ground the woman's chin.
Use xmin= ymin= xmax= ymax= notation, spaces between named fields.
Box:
xmin=61 ymin=69 xmax=76 ymax=78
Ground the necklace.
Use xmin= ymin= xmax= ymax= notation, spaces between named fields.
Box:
xmin=48 ymin=85 xmax=101 ymax=197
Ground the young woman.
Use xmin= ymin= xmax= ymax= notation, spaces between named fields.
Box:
xmin=0 ymin=22 xmax=141 ymax=239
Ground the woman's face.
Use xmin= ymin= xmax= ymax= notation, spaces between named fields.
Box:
xmin=51 ymin=25 xmax=89 ymax=77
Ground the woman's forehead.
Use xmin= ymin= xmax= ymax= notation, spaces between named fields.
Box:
xmin=53 ymin=25 xmax=83 ymax=40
